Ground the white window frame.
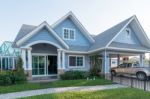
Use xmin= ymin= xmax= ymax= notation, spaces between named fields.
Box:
xmin=63 ymin=28 xmax=75 ymax=40
xmin=68 ymin=55 xmax=85 ymax=68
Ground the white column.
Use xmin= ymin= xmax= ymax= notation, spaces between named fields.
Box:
xmin=62 ymin=51 xmax=65 ymax=69
xmin=21 ymin=49 xmax=26 ymax=70
xmin=103 ymin=50 xmax=110 ymax=74
xmin=0 ymin=57 xmax=3 ymax=70
xmin=140 ymin=54 xmax=144 ymax=67
xmin=57 ymin=49 xmax=61 ymax=69
xmin=27 ymin=48 xmax=32 ymax=70
xmin=12 ymin=58 xmax=15 ymax=69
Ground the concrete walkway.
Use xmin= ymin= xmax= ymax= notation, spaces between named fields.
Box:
xmin=0 ymin=84 xmax=127 ymax=99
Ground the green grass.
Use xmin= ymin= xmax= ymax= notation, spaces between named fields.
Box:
xmin=21 ymin=88 xmax=150 ymax=99
xmin=0 ymin=79 xmax=112 ymax=94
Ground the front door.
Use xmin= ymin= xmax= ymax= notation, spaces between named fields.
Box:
xmin=47 ymin=56 xmax=57 ymax=74
xmin=32 ymin=55 xmax=57 ymax=76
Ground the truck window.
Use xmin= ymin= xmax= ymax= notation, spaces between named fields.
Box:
xmin=127 ymin=63 xmax=132 ymax=67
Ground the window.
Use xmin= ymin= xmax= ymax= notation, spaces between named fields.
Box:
xmin=125 ymin=28 xmax=131 ymax=37
xmin=69 ymin=56 xmax=84 ymax=67
xmin=63 ymin=28 xmax=75 ymax=40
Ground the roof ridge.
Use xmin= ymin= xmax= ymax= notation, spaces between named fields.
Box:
xmin=95 ymin=16 xmax=133 ymax=38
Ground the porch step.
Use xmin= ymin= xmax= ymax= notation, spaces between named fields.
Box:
xmin=29 ymin=75 xmax=58 ymax=83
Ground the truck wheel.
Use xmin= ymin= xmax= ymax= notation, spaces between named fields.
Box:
xmin=136 ymin=72 xmax=147 ymax=81
xmin=111 ymin=70 xmax=116 ymax=76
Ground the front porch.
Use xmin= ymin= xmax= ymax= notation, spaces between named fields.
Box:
xmin=21 ymin=43 xmax=66 ymax=80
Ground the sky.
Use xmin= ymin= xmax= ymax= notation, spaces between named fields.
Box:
xmin=0 ymin=0 xmax=150 ymax=45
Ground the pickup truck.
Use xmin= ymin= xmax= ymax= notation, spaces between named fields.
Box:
xmin=111 ymin=62 xmax=150 ymax=80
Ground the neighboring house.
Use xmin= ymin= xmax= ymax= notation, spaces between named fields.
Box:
xmin=0 ymin=41 xmax=20 ymax=70
xmin=11 ymin=11 xmax=150 ymax=80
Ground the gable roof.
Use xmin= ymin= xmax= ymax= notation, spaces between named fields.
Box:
xmin=89 ymin=16 xmax=133 ymax=51
xmin=15 ymin=21 xmax=69 ymax=49
xmin=51 ymin=11 xmax=95 ymax=43
xmin=14 ymin=24 xmax=37 ymax=43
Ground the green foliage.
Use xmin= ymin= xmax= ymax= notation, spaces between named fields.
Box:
xmin=14 ymin=57 xmax=27 ymax=84
xmin=0 ymin=71 xmax=12 ymax=86
xmin=60 ymin=71 xmax=88 ymax=80
xmin=0 ymin=57 xmax=26 ymax=86
xmin=90 ymin=53 xmax=102 ymax=77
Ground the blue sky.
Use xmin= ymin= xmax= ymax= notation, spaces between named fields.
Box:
xmin=0 ymin=0 xmax=150 ymax=44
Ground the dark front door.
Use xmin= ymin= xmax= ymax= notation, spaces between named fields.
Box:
xmin=47 ymin=56 xmax=57 ymax=74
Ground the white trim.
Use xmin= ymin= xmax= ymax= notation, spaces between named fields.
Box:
xmin=16 ymin=22 xmax=69 ymax=49
xmin=25 ymin=40 xmax=63 ymax=49
xmin=0 ymin=57 xmax=2 ymax=70
xmin=62 ymin=51 xmax=65 ymax=69
xmin=133 ymin=16 xmax=150 ymax=46
xmin=32 ymin=53 xmax=57 ymax=56
xmin=62 ymin=28 xmax=76 ymax=40
xmin=57 ymin=50 xmax=61 ymax=69
xmin=51 ymin=11 xmax=95 ymax=43
xmin=106 ymin=17 xmax=134 ymax=47
xmin=107 ymin=47 xmax=150 ymax=53
xmin=68 ymin=55 xmax=85 ymax=68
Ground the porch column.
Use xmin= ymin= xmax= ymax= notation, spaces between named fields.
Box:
xmin=21 ymin=49 xmax=26 ymax=70
xmin=27 ymin=48 xmax=32 ymax=70
xmin=12 ymin=58 xmax=15 ymax=69
xmin=140 ymin=54 xmax=144 ymax=67
xmin=117 ymin=54 xmax=120 ymax=65
xmin=57 ymin=49 xmax=62 ymax=69
xmin=102 ymin=50 xmax=110 ymax=78
xmin=62 ymin=51 xmax=65 ymax=69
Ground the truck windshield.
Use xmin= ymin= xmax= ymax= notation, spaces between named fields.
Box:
xmin=133 ymin=63 xmax=140 ymax=67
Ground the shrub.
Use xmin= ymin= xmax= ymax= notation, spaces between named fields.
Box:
xmin=12 ymin=57 xmax=27 ymax=84
xmin=0 ymin=57 xmax=27 ymax=86
xmin=90 ymin=53 xmax=102 ymax=77
xmin=60 ymin=70 xmax=88 ymax=80
xmin=0 ymin=71 xmax=12 ymax=86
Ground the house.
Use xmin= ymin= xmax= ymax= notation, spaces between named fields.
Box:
xmin=12 ymin=12 xmax=150 ymax=80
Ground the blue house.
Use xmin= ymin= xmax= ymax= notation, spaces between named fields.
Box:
xmin=13 ymin=12 xmax=150 ymax=80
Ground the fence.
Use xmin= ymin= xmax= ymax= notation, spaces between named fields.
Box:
xmin=110 ymin=75 xmax=150 ymax=91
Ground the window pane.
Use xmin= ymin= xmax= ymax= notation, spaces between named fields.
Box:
xmin=64 ymin=29 xmax=69 ymax=39
xmin=32 ymin=69 xmax=38 ymax=75
xmin=70 ymin=30 xmax=74 ymax=39
xmin=2 ymin=58 xmax=5 ymax=69
xmin=69 ymin=56 xmax=76 ymax=66
xmin=9 ymin=58 xmax=13 ymax=69
xmin=77 ymin=57 xmax=83 ymax=66
xmin=39 ymin=69 xmax=44 ymax=75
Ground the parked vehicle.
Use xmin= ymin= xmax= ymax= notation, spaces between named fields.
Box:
xmin=111 ymin=62 xmax=150 ymax=80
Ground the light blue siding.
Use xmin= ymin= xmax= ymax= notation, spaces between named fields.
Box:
xmin=54 ymin=18 xmax=91 ymax=46
xmin=65 ymin=53 xmax=90 ymax=71
xmin=21 ymin=28 xmax=65 ymax=48
xmin=114 ymin=26 xmax=141 ymax=45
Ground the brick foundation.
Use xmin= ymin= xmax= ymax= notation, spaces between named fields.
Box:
xmin=25 ymin=70 xmax=32 ymax=80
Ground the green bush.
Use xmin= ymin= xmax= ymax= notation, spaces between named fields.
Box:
xmin=60 ymin=71 xmax=88 ymax=80
xmin=0 ymin=57 xmax=27 ymax=86
xmin=0 ymin=71 xmax=12 ymax=86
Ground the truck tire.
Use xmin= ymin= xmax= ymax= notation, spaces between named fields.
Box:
xmin=136 ymin=72 xmax=147 ymax=81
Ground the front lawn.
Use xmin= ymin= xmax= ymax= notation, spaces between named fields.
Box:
xmin=0 ymin=79 xmax=112 ymax=94
xmin=21 ymin=88 xmax=150 ymax=99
